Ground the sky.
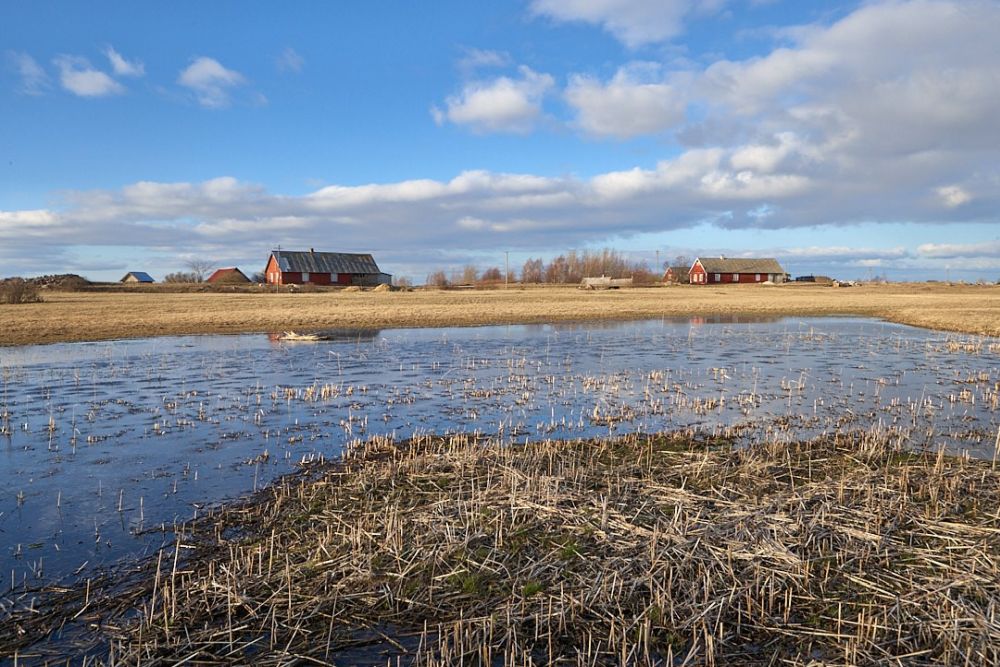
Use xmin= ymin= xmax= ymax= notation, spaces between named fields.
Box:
xmin=2 ymin=0 xmax=999 ymax=283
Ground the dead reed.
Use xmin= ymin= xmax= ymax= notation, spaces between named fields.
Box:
xmin=4 ymin=429 xmax=1000 ymax=664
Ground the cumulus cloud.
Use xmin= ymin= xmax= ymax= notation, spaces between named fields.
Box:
xmin=104 ymin=46 xmax=144 ymax=77
xmin=566 ymin=63 xmax=686 ymax=138
xmin=432 ymin=66 xmax=554 ymax=133
xmin=53 ymin=55 xmax=124 ymax=97
xmin=530 ymin=0 xmax=724 ymax=48
xmin=6 ymin=51 xmax=50 ymax=95
xmin=177 ymin=57 xmax=246 ymax=108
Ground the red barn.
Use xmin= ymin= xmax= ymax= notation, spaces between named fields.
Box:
xmin=263 ymin=249 xmax=391 ymax=286
xmin=206 ymin=267 xmax=250 ymax=284
xmin=689 ymin=257 xmax=787 ymax=285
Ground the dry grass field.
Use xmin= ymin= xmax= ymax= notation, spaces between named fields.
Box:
xmin=1 ymin=283 xmax=997 ymax=347
xmin=7 ymin=431 xmax=1000 ymax=663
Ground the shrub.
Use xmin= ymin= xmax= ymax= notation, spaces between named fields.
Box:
xmin=0 ymin=278 xmax=42 ymax=304
xmin=163 ymin=272 xmax=199 ymax=283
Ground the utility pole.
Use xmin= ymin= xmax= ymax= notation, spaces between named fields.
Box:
xmin=655 ymin=250 xmax=660 ymax=273
xmin=504 ymin=251 xmax=510 ymax=289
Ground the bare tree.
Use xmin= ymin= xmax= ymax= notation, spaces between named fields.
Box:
xmin=185 ymin=258 xmax=214 ymax=282
xmin=480 ymin=267 xmax=502 ymax=283
xmin=522 ymin=258 xmax=544 ymax=284
xmin=426 ymin=270 xmax=449 ymax=288
xmin=460 ymin=265 xmax=479 ymax=285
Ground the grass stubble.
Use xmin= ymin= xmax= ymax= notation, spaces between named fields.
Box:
xmin=4 ymin=429 xmax=1000 ymax=665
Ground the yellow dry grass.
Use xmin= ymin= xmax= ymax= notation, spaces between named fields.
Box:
xmin=1 ymin=283 xmax=997 ymax=346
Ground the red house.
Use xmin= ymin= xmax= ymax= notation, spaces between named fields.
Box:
xmin=263 ymin=249 xmax=391 ymax=286
xmin=689 ymin=257 xmax=787 ymax=285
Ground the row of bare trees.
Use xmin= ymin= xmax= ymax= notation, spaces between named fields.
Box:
xmin=426 ymin=249 xmax=664 ymax=287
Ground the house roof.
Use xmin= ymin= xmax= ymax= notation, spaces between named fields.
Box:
xmin=694 ymin=257 xmax=786 ymax=274
xmin=270 ymin=250 xmax=383 ymax=275
xmin=121 ymin=271 xmax=154 ymax=283
xmin=207 ymin=267 xmax=250 ymax=283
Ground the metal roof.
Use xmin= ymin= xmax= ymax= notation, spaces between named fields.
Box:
xmin=695 ymin=257 xmax=786 ymax=274
xmin=271 ymin=250 xmax=383 ymax=275
xmin=121 ymin=271 xmax=154 ymax=282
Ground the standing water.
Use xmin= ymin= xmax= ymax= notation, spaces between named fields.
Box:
xmin=1 ymin=316 xmax=998 ymax=588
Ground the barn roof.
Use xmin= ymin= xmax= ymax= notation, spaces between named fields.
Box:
xmin=695 ymin=257 xmax=786 ymax=274
xmin=271 ymin=250 xmax=383 ymax=275
xmin=121 ymin=271 xmax=154 ymax=283
xmin=207 ymin=267 xmax=250 ymax=283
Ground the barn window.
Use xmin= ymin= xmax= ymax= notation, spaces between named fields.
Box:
xmin=714 ymin=273 xmax=720 ymax=282
xmin=755 ymin=274 xmax=760 ymax=281
xmin=732 ymin=273 xmax=738 ymax=281
xmin=302 ymin=272 xmax=310 ymax=282
xmin=331 ymin=273 xmax=338 ymax=282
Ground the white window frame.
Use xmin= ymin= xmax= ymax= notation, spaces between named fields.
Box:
xmin=755 ymin=274 xmax=760 ymax=281
xmin=732 ymin=273 xmax=738 ymax=281
xmin=714 ymin=273 xmax=720 ymax=282
xmin=302 ymin=272 xmax=310 ymax=282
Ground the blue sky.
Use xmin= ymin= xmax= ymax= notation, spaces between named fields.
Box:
xmin=3 ymin=0 xmax=999 ymax=283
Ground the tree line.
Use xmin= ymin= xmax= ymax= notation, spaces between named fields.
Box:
xmin=425 ymin=249 xmax=671 ymax=287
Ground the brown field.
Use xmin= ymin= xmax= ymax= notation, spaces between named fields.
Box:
xmin=1 ymin=282 xmax=997 ymax=347
xmin=7 ymin=431 xmax=1000 ymax=663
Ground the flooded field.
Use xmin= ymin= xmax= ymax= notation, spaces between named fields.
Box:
xmin=2 ymin=316 xmax=999 ymax=589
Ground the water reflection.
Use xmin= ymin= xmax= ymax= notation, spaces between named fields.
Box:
xmin=1 ymin=317 xmax=997 ymax=587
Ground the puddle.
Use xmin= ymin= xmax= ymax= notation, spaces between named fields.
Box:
xmin=1 ymin=316 xmax=998 ymax=587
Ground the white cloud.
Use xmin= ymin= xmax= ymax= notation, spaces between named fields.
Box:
xmin=917 ymin=241 xmax=1000 ymax=259
xmin=177 ymin=57 xmax=246 ymax=108
xmin=565 ymin=63 xmax=685 ymax=138
xmin=0 ymin=209 xmax=62 ymax=238
xmin=530 ymin=0 xmax=723 ymax=48
xmin=104 ymin=46 xmax=144 ymax=77
xmin=6 ymin=51 xmax=50 ymax=95
xmin=936 ymin=185 xmax=971 ymax=208
xmin=276 ymin=47 xmax=304 ymax=73
xmin=457 ymin=48 xmax=511 ymax=74
xmin=53 ymin=55 xmax=124 ymax=97
xmin=433 ymin=66 xmax=554 ymax=134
